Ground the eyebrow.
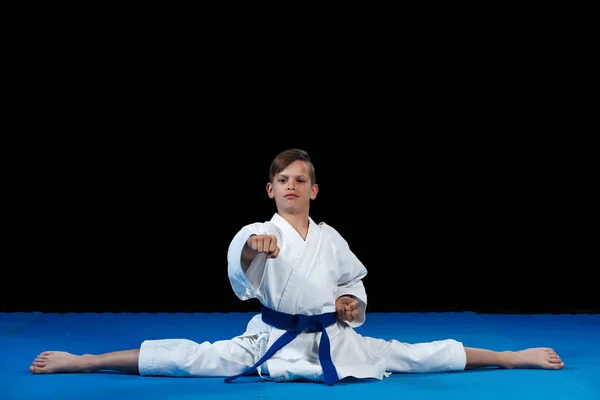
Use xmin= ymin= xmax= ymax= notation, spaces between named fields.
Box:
xmin=277 ymin=174 xmax=308 ymax=179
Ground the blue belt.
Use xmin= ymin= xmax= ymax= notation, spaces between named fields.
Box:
xmin=224 ymin=305 xmax=339 ymax=385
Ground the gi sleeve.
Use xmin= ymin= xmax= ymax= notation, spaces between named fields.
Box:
xmin=322 ymin=223 xmax=369 ymax=328
xmin=227 ymin=222 xmax=269 ymax=303
xmin=336 ymin=256 xmax=368 ymax=328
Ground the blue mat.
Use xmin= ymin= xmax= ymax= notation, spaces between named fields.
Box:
xmin=1 ymin=312 xmax=598 ymax=399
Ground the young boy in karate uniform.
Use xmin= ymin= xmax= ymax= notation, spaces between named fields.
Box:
xmin=30 ymin=148 xmax=564 ymax=383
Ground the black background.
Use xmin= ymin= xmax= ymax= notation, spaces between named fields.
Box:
xmin=4 ymin=133 xmax=596 ymax=314
xmin=3 ymin=29 xmax=596 ymax=314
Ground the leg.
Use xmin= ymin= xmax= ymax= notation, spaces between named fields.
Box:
xmin=30 ymin=336 xmax=264 ymax=377
xmin=465 ymin=347 xmax=564 ymax=370
xmin=363 ymin=337 xmax=467 ymax=373
xmin=364 ymin=337 xmax=564 ymax=374
xmin=138 ymin=338 xmax=260 ymax=377
xmin=30 ymin=349 xmax=140 ymax=374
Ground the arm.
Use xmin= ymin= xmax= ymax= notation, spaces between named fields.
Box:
xmin=242 ymin=234 xmax=280 ymax=272
xmin=241 ymin=242 xmax=258 ymax=272
xmin=227 ymin=223 xmax=280 ymax=302
xmin=321 ymin=223 xmax=368 ymax=327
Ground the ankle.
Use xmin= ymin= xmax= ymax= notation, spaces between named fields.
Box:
xmin=78 ymin=354 xmax=99 ymax=372
xmin=499 ymin=351 xmax=516 ymax=369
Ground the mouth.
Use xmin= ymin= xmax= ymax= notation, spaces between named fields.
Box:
xmin=285 ymin=195 xmax=298 ymax=199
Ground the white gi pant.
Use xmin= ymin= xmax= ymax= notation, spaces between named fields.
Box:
xmin=138 ymin=333 xmax=466 ymax=380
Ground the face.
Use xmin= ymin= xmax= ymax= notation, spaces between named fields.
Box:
xmin=266 ymin=160 xmax=319 ymax=214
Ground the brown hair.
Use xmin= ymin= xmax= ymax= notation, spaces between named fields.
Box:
xmin=269 ymin=148 xmax=316 ymax=184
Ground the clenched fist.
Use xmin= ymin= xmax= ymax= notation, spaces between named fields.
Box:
xmin=247 ymin=234 xmax=280 ymax=259
xmin=336 ymin=295 xmax=360 ymax=322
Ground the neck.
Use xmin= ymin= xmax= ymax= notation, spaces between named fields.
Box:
xmin=278 ymin=211 xmax=310 ymax=240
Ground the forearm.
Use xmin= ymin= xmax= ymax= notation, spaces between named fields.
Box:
xmin=228 ymin=229 xmax=266 ymax=301
xmin=241 ymin=241 xmax=259 ymax=272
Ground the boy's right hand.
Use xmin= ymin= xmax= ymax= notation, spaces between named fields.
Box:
xmin=247 ymin=234 xmax=280 ymax=259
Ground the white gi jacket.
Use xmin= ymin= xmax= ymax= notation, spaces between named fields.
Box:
xmin=227 ymin=213 xmax=388 ymax=382
xmin=138 ymin=213 xmax=465 ymax=380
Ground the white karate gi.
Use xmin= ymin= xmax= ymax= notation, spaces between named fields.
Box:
xmin=138 ymin=213 xmax=466 ymax=382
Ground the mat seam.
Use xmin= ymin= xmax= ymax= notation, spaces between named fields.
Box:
xmin=472 ymin=312 xmax=521 ymax=348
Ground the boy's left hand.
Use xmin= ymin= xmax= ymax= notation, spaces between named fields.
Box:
xmin=336 ymin=296 xmax=359 ymax=322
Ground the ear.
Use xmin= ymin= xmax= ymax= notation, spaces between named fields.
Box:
xmin=266 ymin=182 xmax=275 ymax=198
xmin=310 ymin=184 xmax=319 ymax=200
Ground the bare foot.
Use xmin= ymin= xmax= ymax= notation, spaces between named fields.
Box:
xmin=29 ymin=351 xmax=96 ymax=374
xmin=507 ymin=348 xmax=564 ymax=370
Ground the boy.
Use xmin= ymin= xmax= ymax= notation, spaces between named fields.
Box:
xmin=30 ymin=148 xmax=564 ymax=383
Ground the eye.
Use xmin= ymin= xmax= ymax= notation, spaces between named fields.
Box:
xmin=278 ymin=178 xmax=286 ymax=183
